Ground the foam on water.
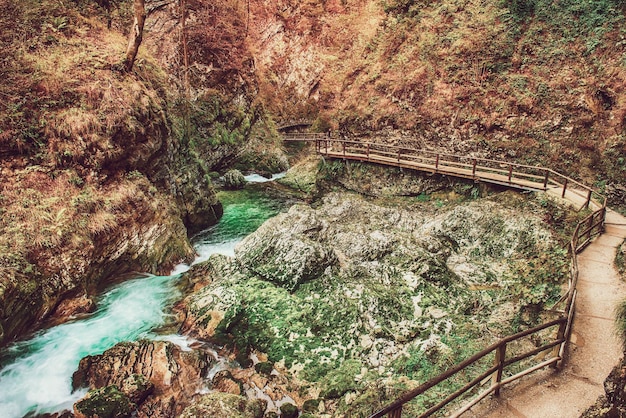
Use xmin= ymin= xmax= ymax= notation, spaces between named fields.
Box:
xmin=244 ymin=172 xmax=286 ymax=183
xmin=0 ymin=275 xmax=180 ymax=417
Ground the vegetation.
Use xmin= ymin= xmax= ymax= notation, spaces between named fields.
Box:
xmin=617 ymin=239 xmax=626 ymax=279
xmin=243 ymin=0 xmax=626 ymax=212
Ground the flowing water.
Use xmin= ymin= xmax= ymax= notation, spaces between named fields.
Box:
xmin=0 ymin=182 xmax=290 ymax=418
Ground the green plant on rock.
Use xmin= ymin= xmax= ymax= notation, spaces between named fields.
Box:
xmin=616 ymin=298 xmax=626 ymax=350
xmin=616 ymin=239 xmax=626 ymax=278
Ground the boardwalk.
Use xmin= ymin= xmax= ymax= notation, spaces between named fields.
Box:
xmin=288 ymin=134 xmax=626 ymax=417
xmin=474 ymin=209 xmax=626 ymax=418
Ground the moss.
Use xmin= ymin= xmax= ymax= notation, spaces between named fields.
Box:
xmin=74 ymin=386 xmax=135 ymax=418
xmin=319 ymin=359 xmax=364 ymax=399
xmin=279 ymin=403 xmax=299 ymax=418
xmin=302 ymin=399 xmax=321 ymax=412
xmin=254 ymin=361 xmax=274 ymax=375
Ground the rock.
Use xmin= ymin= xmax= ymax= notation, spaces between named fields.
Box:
xmin=73 ymin=340 xmax=209 ymax=417
xmin=49 ymin=294 xmax=95 ymax=323
xmin=74 ymin=386 xmax=135 ymax=418
xmin=178 ymin=190 xmax=567 ymax=414
xmin=212 ymin=370 xmax=242 ymax=395
xmin=255 ymin=361 xmax=274 ymax=375
xmin=235 ymin=205 xmax=337 ymax=291
xmin=279 ymin=403 xmax=299 ymax=418
xmin=179 ymin=392 xmax=265 ymax=418
xmin=223 ymin=170 xmax=247 ymax=190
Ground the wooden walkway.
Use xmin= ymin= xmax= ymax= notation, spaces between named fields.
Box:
xmin=284 ymin=134 xmax=624 ymax=417
xmin=311 ymin=138 xmax=603 ymax=211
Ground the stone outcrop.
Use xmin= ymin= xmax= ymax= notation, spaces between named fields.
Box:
xmin=179 ymin=392 xmax=265 ymax=418
xmin=73 ymin=340 xmax=210 ymax=417
xmin=178 ymin=190 xmax=567 ymax=417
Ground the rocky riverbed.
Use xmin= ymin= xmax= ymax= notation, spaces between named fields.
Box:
xmin=69 ymin=184 xmax=575 ymax=418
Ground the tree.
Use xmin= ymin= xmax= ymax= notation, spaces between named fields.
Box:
xmin=123 ymin=0 xmax=146 ymax=72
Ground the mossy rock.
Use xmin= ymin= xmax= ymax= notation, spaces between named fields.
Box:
xmin=179 ymin=392 xmax=265 ymax=418
xmin=254 ymin=361 xmax=274 ymax=375
xmin=302 ymin=398 xmax=321 ymax=412
xmin=223 ymin=170 xmax=247 ymax=190
xmin=74 ymin=386 xmax=135 ymax=418
xmin=279 ymin=402 xmax=299 ymax=418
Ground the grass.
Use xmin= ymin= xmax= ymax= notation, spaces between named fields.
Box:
xmin=617 ymin=239 xmax=626 ymax=278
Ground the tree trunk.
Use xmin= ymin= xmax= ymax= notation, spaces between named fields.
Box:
xmin=123 ymin=0 xmax=146 ymax=73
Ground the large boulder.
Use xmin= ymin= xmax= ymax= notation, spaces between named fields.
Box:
xmin=73 ymin=340 xmax=209 ymax=417
xmin=235 ymin=205 xmax=337 ymax=291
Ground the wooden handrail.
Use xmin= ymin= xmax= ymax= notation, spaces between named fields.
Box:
xmin=306 ymin=137 xmax=607 ymax=418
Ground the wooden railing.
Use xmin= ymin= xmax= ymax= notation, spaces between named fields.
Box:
xmin=310 ymin=138 xmax=606 ymax=210
xmin=283 ymin=132 xmax=328 ymax=142
xmin=295 ymin=136 xmax=607 ymax=417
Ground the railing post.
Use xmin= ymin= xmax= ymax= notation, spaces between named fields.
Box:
xmin=562 ymin=178 xmax=568 ymax=198
xmin=325 ymin=140 xmax=328 ymax=155
xmin=585 ymin=190 xmax=592 ymax=209
xmin=389 ymin=405 xmax=402 ymax=418
xmin=508 ymin=164 xmax=513 ymax=183
xmin=397 ymin=148 xmax=401 ymax=164
xmin=492 ymin=343 xmax=506 ymax=397
xmin=343 ymin=142 xmax=346 ymax=157
xmin=367 ymin=143 xmax=371 ymax=161
xmin=472 ymin=159 xmax=477 ymax=177
xmin=551 ymin=319 xmax=567 ymax=369
xmin=543 ymin=170 xmax=550 ymax=190
xmin=435 ymin=154 xmax=440 ymax=170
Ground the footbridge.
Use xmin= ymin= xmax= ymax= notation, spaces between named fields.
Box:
xmin=284 ymin=133 xmax=626 ymax=417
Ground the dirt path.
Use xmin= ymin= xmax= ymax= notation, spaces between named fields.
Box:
xmin=468 ymin=207 xmax=626 ymax=418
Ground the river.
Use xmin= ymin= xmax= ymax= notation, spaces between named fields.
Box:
xmin=0 ymin=180 xmax=289 ymax=418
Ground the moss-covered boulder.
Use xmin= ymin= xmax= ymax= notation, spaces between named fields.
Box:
xmin=179 ymin=190 xmax=570 ymax=411
xmin=279 ymin=402 xmax=299 ymax=418
xmin=235 ymin=205 xmax=337 ymax=291
xmin=74 ymin=386 xmax=135 ymax=418
xmin=179 ymin=392 xmax=265 ymax=418
xmin=223 ymin=170 xmax=247 ymax=190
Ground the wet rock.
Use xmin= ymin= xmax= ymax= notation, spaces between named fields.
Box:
xmin=223 ymin=170 xmax=247 ymax=190
xmin=73 ymin=340 xmax=209 ymax=417
xmin=178 ymin=392 xmax=265 ymax=418
xmin=49 ymin=294 xmax=95 ymax=323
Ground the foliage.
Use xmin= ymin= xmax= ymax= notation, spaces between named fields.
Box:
xmin=616 ymin=298 xmax=626 ymax=350
xmin=186 ymin=0 xmax=252 ymax=80
xmin=617 ymin=239 xmax=626 ymax=278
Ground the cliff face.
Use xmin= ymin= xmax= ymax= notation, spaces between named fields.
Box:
xmin=0 ymin=0 xmax=223 ymax=345
xmin=244 ymin=0 xmax=626 ymax=206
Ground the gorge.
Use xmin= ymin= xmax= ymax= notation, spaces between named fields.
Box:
xmin=1 ymin=0 xmax=626 ymax=417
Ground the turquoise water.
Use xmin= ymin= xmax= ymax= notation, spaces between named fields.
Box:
xmin=0 ymin=183 xmax=289 ymax=418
